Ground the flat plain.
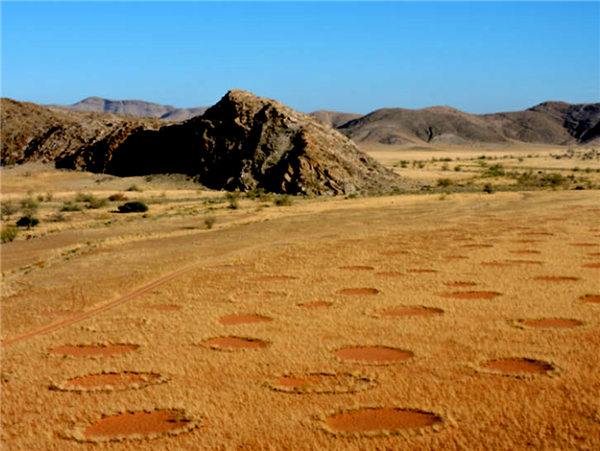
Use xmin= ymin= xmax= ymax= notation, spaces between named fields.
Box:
xmin=1 ymin=143 xmax=599 ymax=450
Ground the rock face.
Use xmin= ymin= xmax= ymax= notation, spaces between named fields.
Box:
xmin=56 ymin=90 xmax=403 ymax=195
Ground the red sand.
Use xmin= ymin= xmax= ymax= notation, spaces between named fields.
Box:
xmin=83 ymin=410 xmax=191 ymax=440
xmin=513 ymin=239 xmax=542 ymax=244
xmin=335 ymin=346 xmax=413 ymax=364
xmin=510 ymin=250 xmax=541 ymax=255
xmin=219 ymin=314 xmax=272 ymax=326
xmin=483 ymin=358 xmax=554 ymax=375
xmin=534 ymin=276 xmax=579 ymax=282
xmin=49 ymin=344 xmax=138 ymax=357
xmin=338 ymin=288 xmax=379 ymax=296
xmin=504 ymin=260 xmax=542 ymax=265
xmin=582 ymin=263 xmax=600 ymax=268
xmin=521 ymin=232 xmax=553 ymax=236
xmin=519 ymin=318 xmax=582 ymax=329
xmin=325 ymin=408 xmax=441 ymax=433
xmin=297 ymin=301 xmax=332 ymax=308
xmin=570 ymin=243 xmax=598 ymax=247
xmin=202 ymin=337 xmax=268 ymax=350
xmin=444 ymin=282 xmax=476 ymax=288
xmin=582 ymin=295 xmax=600 ymax=304
xmin=379 ymin=306 xmax=443 ymax=318
xmin=406 ymin=269 xmax=437 ymax=273
xmin=463 ymin=244 xmax=494 ymax=248
xmin=63 ymin=372 xmax=161 ymax=391
xmin=438 ymin=291 xmax=501 ymax=300
xmin=339 ymin=266 xmax=374 ymax=271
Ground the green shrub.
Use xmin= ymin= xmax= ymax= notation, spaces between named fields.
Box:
xmin=454 ymin=165 xmax=462 ymax=172
xmin=482 ymin=183 xmax=495 ymax=194
xmin=37 ymin=194 xmax=45 ymax=202
xmin=482 ymin=163 xmax=505 ymax=178
xmin=118 ymin=201 xmax=148 ymax=213
xmin=61 ymin=202 xmax=82 ymax=212
xmin=204 ymin=216 xmax=216 ymax=229
xmin=226 ymin=191 xmax=240 ymax=209
xmin=274 ymin=195 xmax=293 ymax=206
xmin=437 ymin=178 xmax=453 ymax=188
xmin=1 ymin=225 xmax=19 ymax=243
xmin=108 ymin=193 xmax=127 ymax=202
xmin=441 ymin=163 xmax=450 ymax=171
xmin=16 ymin=215 xmax=39 ymax=229
xmin=86 ymin=197 xmax=107 ymax=209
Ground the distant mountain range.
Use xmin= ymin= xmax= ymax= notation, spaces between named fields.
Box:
xmin=51 ymin=97 xmax=209 ymax=121
xmin=51 ymin=96 xmax=600 ymax=147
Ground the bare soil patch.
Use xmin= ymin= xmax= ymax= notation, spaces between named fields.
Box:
xmin=49 ymin=344 xmax=139 ymax=357
xmin=406 ymin=269 xmax=438 ymax=273
xmin=378 ymin=306 xmax=443 ymax=318
xmin=510 ymin=250 xmax=541 ymax=255
xmin=297 ymin=301 xmax=333 ymax=309
xmin=482 ymin=358 xmax=555 ymax=376
xmin=582 ymin=263 xmax=600 ymax=268
xmin=143 ymin=304 xmax=181 ymax=311
xmin=375 ymin=271 xmax=404 ymax=277
xmin=517 ymin=318 xmax=583 ymax=329
xmin=334 ymin=346 xmax=413 ymax=364
xmin=444 ymin=281 xmax=476 ymax=288
xmin=438 ymin=291 xmax=501 ymax=300
xmin=338 ymin=288 xmax=379 ymax=296
xmin=82 ymin=409 xmax=196 ymax=442
xmin=269 ymin=372 xmax=376 ymax=394
xmin=463 ymin=244 xmax=494 ymax=249
xmin=250 ymin=275 xmax=297 ymax=282
xmin=55 ymin=372 xmax=163 ymax=392
xmin=201 ymin=337 xmax=269 ymax=350
xmin=339 ymin=266 xmax=374 ymax=271
xmin=570 ymin=243 xmax=598 ymax=247
xmin=219 ymin=314 xmax=272 ymax=326
xmin=324 ymin=407 xmax=442 ymax=435
xmin=581 ymin=294 xmax=600 ymax=304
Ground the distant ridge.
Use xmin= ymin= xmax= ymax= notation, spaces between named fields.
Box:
xmin=337 ymin=101 xmax=600 ymax=146
xmin=53 ymin=97 xmax=208 ymax=121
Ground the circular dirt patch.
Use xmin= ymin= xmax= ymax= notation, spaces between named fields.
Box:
xmin=533 ymin=276 xmax=579 ymax=282
xmin=297 ymin=301 xmax=333 ymax=309
xmin=513 ymin=239 xmax=542 ymax=244
xmin=375 ymin=272 xmax=404 ymax=277
xmin=445 ymin=255 xmax=468 ymax=260
xmin=334 ymin=346 xmax=413 ymax=364
xmin=582 ymin=263 xmax=600 ymax=268
xmin=406 ymin=269 xmax=438 ymax=274
xmin=518 ymin=318 xmax=583 ymax=329
xmin=510 ymin=250 xmax=541 ymax=255
xmin=482 ymin=358 xmax=555 ymax=376
xmin=481 ymin=262 xmax=512 ymax=267
xmin=463 ymin=244 xmax=493 ymax=249
xmin=581 ymin=294 xmax=600 ymax=304
xmin=340 ymin=266 xmax=374 ymax=271
xmin=270 ymin=372 xmax=376 ymax=394
xmin=505 ymin=260 xmax=543 ymax=265
xmin=521 ymin=232 xmax=553 ymax=236
xmin=379 ymin=306 xmax=443 ymax=318
xmin=438 ymin=291 xmax=500 ymax=300
xmin=56 ymin=372 xmax=164 ymax=392
xmin=201 ymin=336 xmax=268 ymax=350
xmin=570 ymin=243 xmax=598 ymax=247
xmin=444 ymin=281 xmax=476 ymax=288
xmin=219 ymin=314 xmax=272 ymax=326
xmin=588 ymin=252 xmax=600 ymax=257
xmin=82 ymin=409 xmax=197 ymax=442
xmin=338 ymin=288 xmax=379 ymax=296
xmin=250 ymin=276 xmax=297 ymax=282
xmin=324 ymin=407 xmax=442 ymax=435
xmin=50 ymin=344 xmax=139 ymax=358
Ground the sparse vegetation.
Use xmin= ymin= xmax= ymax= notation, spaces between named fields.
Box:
xmin=127 ymin=184 xmax=142 ymax=192
xmin=274 ymin=194 xmax=293 ymax=206
xmin=20 ymin=197 xmax=39 ymax=217
xmin=86 ymin=196 xmax=107 ymax=209
xmin=108 ymin=193 xmax=127 ymax=202
xmin=226 ymin=191 xmax=240 ymax=209
xmin=61 ymin=202 xmax=82 ymax=212
xmin=1 ymin=201 xmax=18 ymax=220
xmin=204 ymin=216 xmax=216 ymax=229
xmin=482 ymin=183 xmax=495 ymax=194
xmin=1 ymin=225 xmax=19 ymax=243
xmin=437 ymin=178 xmax=453 ymax=188
xmin=118 ymin=201 xmax=149 ymax=213
xmin=16 ymin=215 xmax=40 ymax=229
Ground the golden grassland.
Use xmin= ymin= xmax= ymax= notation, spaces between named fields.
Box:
xmin=1 ymin=144 xmax=600 ymax=450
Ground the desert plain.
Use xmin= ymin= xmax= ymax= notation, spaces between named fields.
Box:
xmin=1 ymin=143 xmax=600 ymax=450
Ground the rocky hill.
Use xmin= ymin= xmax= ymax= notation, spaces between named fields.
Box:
xmin=54 ymin=90 xmax=402 ymax=195
xmin=53 ymin=97 xmax=208 ymax=121
xmin=310 ymin=110 xmax=363 ymax=129
xmin=1 ymin=98 xmax=165 ymax=166
xmin=338 ymin=102 xmax=600 ymax=146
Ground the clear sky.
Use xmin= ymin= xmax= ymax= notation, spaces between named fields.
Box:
xmin=1 ymin=1 xmax=598 ymax=114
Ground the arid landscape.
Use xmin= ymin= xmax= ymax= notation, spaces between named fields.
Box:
xmin=1 ymin=88 xmax=600 ymax=450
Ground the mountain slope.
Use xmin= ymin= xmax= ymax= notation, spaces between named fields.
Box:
xmin=310 ymin=110 xmax=363 ymax=129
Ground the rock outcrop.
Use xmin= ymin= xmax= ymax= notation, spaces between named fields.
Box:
xmin=56 ymin=90 xmax=403 ymax=194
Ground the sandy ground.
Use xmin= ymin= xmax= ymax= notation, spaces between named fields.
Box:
xmin=1 ymin=147 xmax=600 ymax=450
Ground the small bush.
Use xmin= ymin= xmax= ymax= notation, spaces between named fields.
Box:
xmin=16 ymin=215 xmax=39 ymax=229
xmin=482 ymin=183 xmax=495 ymax=194
xmin=127 ymin=185 xmax=142 ymax=192
xmin=204 ymin=216 xmax=216 ymax=229
xmin=454 ymin=165 xmax=462 ymax=172
xmin=108 ymin=193 xmax=127 ymax=202
xmin=1 ymin=225 xmax=19 ymax=243
xmin=118 ymin=201 xmax=148 ymax=213
xmin=482 ymin=163 xmax=505 ymax=178
xmin=20 ymin=198 xmax=39 ymax=216
xmin=1 ymin=201 xmax=18 ymax=220
xmin=226 ymin=191 xmax=240 ymax=209
xmin=437 ymin=178 xmax=453 ymax=188
xmin=441 ymin=163 xmax=450 ymax=171
xmin=75 ymin=192 xmax=95 ymax=203
xmin=274 ymin=195 xmax=293 ymax=206
xmin=45 ymin=192 xmax=53 ymax=202
xmin=86 ymin=197 xmax=107 ymax=209
xmin=61 ymin=202 xmax=82 ymax=212
xmin=37 ymin=194 xmax=45 ymax=202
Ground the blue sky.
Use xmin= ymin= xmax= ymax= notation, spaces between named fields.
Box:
xmin=1 ymin=2 xmax=598 ymax=114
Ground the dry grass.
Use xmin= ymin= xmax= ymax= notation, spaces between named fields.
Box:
xmin=1 ymin=149 xmax=600 ymax=450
